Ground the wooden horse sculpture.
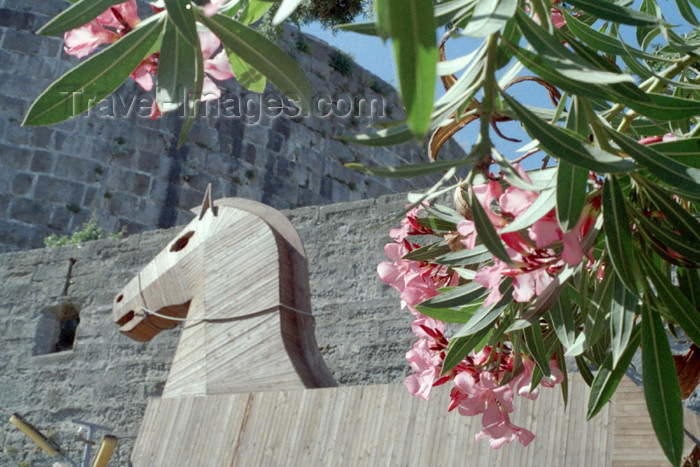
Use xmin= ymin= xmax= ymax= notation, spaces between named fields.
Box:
xmin=112 ymin=188 xmax=336 ymax=398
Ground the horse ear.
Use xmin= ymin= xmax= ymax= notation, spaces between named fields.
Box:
xmin=199 ymin=184 xmax=217 ymax=219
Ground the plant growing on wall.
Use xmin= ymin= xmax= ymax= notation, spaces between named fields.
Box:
xmin=20 ymin=0 xmax=700 ymax=463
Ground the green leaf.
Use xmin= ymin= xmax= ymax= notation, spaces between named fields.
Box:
xmin=605 ymin=129 xmax=700 ymax=197
xmin=602 ymin=175 xmax=639 ymax=294
xmin=271 ymin=0 xmax=302 ymax=25
xmin=610 ymin=274 xmax=638 ymax=367
xmin=461 ymin=0 xmax=517 ymax=38
xmin=237 ymin=0 xmax=273 ymax=24
xmin=417 ymin=303 xmax=482 ymax=323
xmin=434 ymin=244 xmax=493 ymax=266
xmin=417 ymin=282 xmax=487 ymax=310
xmin=523 ymin=320 xmax=551 ymax=377
xmin=678 ymin=268 xmax=700 ymax=311
xmin=633 ymin=209 xmax=700 ymax=264
xmin=501 ymin=91 xmax=636 ymax=174
xmin=334 ymin=22 xmax=380 ymax=36
xmin=576 ymin=355 xmax=595 ymax=386
xmin=641 ymin=299 xmax=684 ymax=467
xmin=442 ymin=327 xmax=491 ymax=374
xmin=23 ymin=18 xmax=164 ymax=126
xmin=586 ymin=325 xmax=641 ymax=419
xmin=500 ymin=188 xmax=555 ymax=234
xmin=546 ymin=289 xmax=578 ymax=350
xmin=516 ymin=10 xmax=634 ymax=84
xmin=585 ymin=267 xmax=615 ymax=351
xmin=383 ymin=0 xmax=437 ymax=138
xmin=227 ymin=51 xmax=266 ymax=93
xmin=415 ymin=216 xmax=457 ymax=232
xmin=556 ymin=160 xmax=589 ymax=232
xmin=177 ymin=49 xmax=203 ymax=148
xmin=163 ymin=0 xmax=198 ymax=46
xmin=401 ymin=241 xmax=452 ymax=261
xmin=338 ymin=124 xmax=413 ymax=146
xmin=470 ymin=191 xmax=512 ymax=264
xmin=156 ymin=20 xmax=198 ymax=113
xmin=563 ymin=11 xmax=666 ymax=61
xmin=503 ymin=41 xmax=610 ymax=101
xmin=36 ymin=0 xmax=122 ymax=36
xmin=452 ymin=279 xmax=513 ymax=338
xmin=638 ymin=178 xmax=700 ymax=244
xmin=197 ymin=12 xmax=312 ymax=112
xmin=639 ymin=253 xmax=700 ymax=348
xmin=648 ymin=138 xmax=700 ymax=168
xmin=565 ymin=0 xmax=660 ymax=26
xmin=631 ymin=93 xmax=700 ymax=121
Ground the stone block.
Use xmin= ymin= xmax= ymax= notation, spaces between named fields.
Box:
xmin=54 ymin=155 xmax=103 ymax=184
xmin=34 ymin=175 xmax=85 ymax=205
xmin=0 ymin=143 xmax=30 ymax=170
xmin=9 ymin=196 xmax=51 ymax=224
xmin=0 ymin=8 xmax=35 ymax=30
xmin=30 ymin=149 xmax=55 ymax=173
xmin=10 ymin=172 xmax=32 ymax=195
xmin=1 ymin=28 xmax=43 ymax=55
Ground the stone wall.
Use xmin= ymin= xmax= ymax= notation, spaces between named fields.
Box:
xmin=0 ymin=0 xmax=465 ymax=253
xmin=0 ymin=193 xmax=414 ymax=466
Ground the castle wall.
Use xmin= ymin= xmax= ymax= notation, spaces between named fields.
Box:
xmin=0 ymin=0 xmax=465 ymax=253
xmin=0 ymin=193 xmax=414 ymax=466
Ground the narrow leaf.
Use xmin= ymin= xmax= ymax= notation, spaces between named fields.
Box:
xmin=37 ymin=0 xmax=122 ymax=36
xmin=606 ymin=128 xmax=700 ymax=196
xmin=442 ymin=327 xmax=491 ymax=374
xmin=523 ymin=320 xmax=551 ymax=377
xmin=385 ymin=0 xmax=437 ymax=138
xmin=272 ymin=0 xmax=302 ymax=25
xmin=461 ymin=0 xmax=517 ymax=38
xmin=557 ymin=160 xmax=589 ymax=232
xmin=641 ymin=299 xmax=684 ymax=467
xmin=501 ymin=91 xmax=635 ymax=174
xmin=227 ymin=51 xmax=266 ymax=93
xmin=602 ymin=175 xmax=639 ymax=295
xmin=164 ymin=0 xmax=198 ymax=46
xmin=470 ymin=191 xmax=512 ymax=264
xmin=587 ymin=325 xmax=641 ymax=419
xmin=546 ymin=289 xmax=578 ymax=350
xmin=610 ymin=274 xmax=637 ymax=367
xmin=453 ymin=279 xmax=513 ymax=338
xmin=639 ymin=253 xmax=700 ymax=348
xmin=566 ymin=0 xmax=660 ymax=26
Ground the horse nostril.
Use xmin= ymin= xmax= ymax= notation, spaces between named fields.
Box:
xmin=116 ymin=310 xmax=135 ymax=326
xmin=170 ymin=231 xmax=195 ymax=252
xmin=116 ymin=294 xmax=124 ymax=303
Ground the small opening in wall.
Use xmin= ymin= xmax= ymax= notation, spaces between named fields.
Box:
xmin=33 ymin=303 xmax=81 ymax=356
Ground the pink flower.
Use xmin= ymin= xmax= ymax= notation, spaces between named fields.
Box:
xmin=204 ymin=0 xmax=227 ymax=17
xmin=199 ymin=30 xmax=235 ymax=102
xmin=457 ymin=220 xmax=477 ymax=250
xmin=475 ymin=412 xmax=536 ymax=449
xmin=405 ymin=339 xmax=441 ymax=400
xmin=63 ymin=20 xmax=118 ymax=58
xmin=63 ymin=0 xmax=139 ymax=58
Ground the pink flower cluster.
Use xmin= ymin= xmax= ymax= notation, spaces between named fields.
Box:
xmin=63 ymin=1 xmax=234 ymax=117
xmin=460 ymin=166 xmax=600 ymax=307
xmin=403 ymin=311 xmax=563 ymax=449
xmin=378 ymin=201 xmax=565 ymax=448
